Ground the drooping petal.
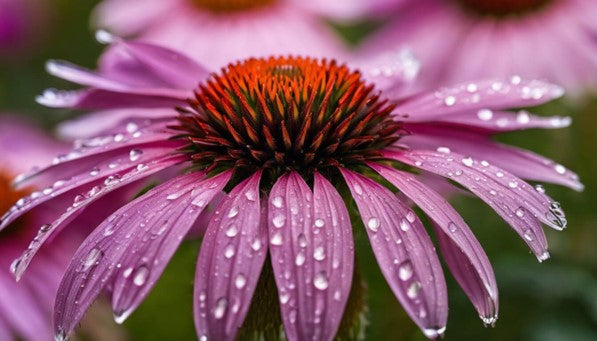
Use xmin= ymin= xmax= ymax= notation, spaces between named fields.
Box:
xmin=340 ymin=168 xmax=447 ymax=338
xmin=12 ymin=155 xmax=185 ymax=280
xmin=369 ymin=163 xmax=498 ymax=323
xmin=395 ymin=78 xmax=564 ymax=119
xmin=268 ymin=172 xmax=354 ymax=341
xmin=54 ymin=171 xmax=231 ymax=338
xmin=385 ymin=149 xmax=564 ymax=261
xmin=194 ymin=171 xmax=265 ymax=341
xmin=400 ymin=127 xmax=582 ymax=190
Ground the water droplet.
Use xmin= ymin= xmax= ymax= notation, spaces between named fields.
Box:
xmin=523 ymin=229 xmax=534 ymax=241
xmin=334 ymin=290 xmax=342 ymax=301
xmin=213 ymin=298 xmax=227 ymax=319
xmin=477 ymin=109 xmax=493 ymax=121
xmin=270 ymin=232 xmax=283 ymax=246
xmin=367 ymin=217 xmax=380 ymax=232
xmin=129 ymin=149 xmax=142 ymax=162
xmin=508 ymin=181 xmax=518 ymax=189
xmin=297 ymin=233 xmax=308 ymax=247
xmin=516 ymin=111 xmax=530 ymax=124
xmin=80 ymin=248 xmax=103 ymax=272
xmin=399 ymin=219 xmax=411 ymax=231
xmin=103 ymin=223 xmax=116 ymax=236
xmin=510 ymin=75 xmax=522 ymax=85
xmin=444 ymin=96 xmax=456 ymax=106
xmin=224 ymin=245 xmax=235 ymax=259
xmin=554 ymin=164 xmax=566 ymax=175
xmin=89 ymin=168 xmax=100 ymax=176
xmin=295 ymin=251 xmax=306 ymax=266
xmin=467 ymin=83 xmax=478 ymax=92
xmin=535 ymin=185 xmax=546 ymax=193
xmin=251 ymin=238 xmax=262 ymax=251
xmin=398 ymin=261 xmax=413 ymax=281
xmin=244 ymin=190 xmax=256 ymax=201
xmin=407 ymin=281 xmax=421 ymax=298
xmin=272 ymin=196 xmax=283 ymax=208
xmin=280 ymin=293 xmax=290 ymax=304
xmin=314 ymin=218 xmax=325 ymax=228
xmin=126 ymin=122 xmax=139 ymax=133
xmin=133 ymin=266 xmax=149 ymax=286
xmin=313 ymin=246 xmax=325 ymax=261
xmin=515 ymin=207 xmax=525 ymax=218
xmin=272 ymin=214 xmax=286 ymax=228
xmin=354 ymin=184 xmax=363 ymax=195
xmin=436 ymin=147 xmax=451 ymax=154
xmin=481 ymin=315 xmax=498 ymax=328
xmin=227 ymin=206 xmax=239 ymax=218
xmin=496 ymin=171 xmax=504 ymax=178
xmin=235 ymin=274 xmax=247 ymax=289
xmin=226 ymin=225 xmax=239 ymax=237
xmin=448 ymin=222 xmax=458 ymax=233
xmin=406 ymin=211 xmax=416 ymax=223
xmin=123 ymin=267 xmax=133 ymax=278
xmin=313 ymin=271 xmax=329 ymax=290
xmin=462 ymin=157 xmax=474 ymax=167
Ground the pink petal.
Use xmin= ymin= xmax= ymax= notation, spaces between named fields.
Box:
xmin=194 ymin=171 xmax=265 ymax=340
xmin=268 ymin=172 xmax=354 ymax=341
xmin=354 ymin=48 xmax=419 ymax=94
xmin=12 ymin=155 xmax=185 ymax=280
xmin=369 ymin=163 xmax=498 ymax=324
xmin=385 ymin=149 xmax=564 ymax=261
xmin=395 ymin=78 xmax=564 ymax=120
xmin=54 ymin=171 xmax=231 ymax=338
xmin=340 ymin=168 xmax=447 ymax=338
xmin=401 ymin=127 xmax=582 ymax=191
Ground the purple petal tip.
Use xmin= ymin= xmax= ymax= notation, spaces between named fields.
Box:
xmin=481 ymin=314 xmax=498 ymax=328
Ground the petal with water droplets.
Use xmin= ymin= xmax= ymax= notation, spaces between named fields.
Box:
xmin=193 ymin=171 xmax=265 ymax=341
xmin=341 ymin=168 xmax=447 ymax=338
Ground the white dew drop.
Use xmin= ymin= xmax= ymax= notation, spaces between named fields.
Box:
xmin=225 ymin=225 xmax=239 ymax=237
xmin=398 ymin=261 xmax=413 ymax=281
xmin=313 ymin=271 xmax=329 ymax=290
xmin=482 ymin=315 xmax=498 ymax=328
xmin=448 ymin=222 xmax=458 ymax=233
xmin=444 ymin=95 xmax=456 ymax=106
xmin=399 ymin=218 xmax=411 ymax=232
xmin=516 ymin=111 xmax=530 ymax=124
xmin=477 ymin=109 xmax=493 ymax=121
xmin=313 ymin=246 xmax=325 ymax=261
xmin=272 ymin=214 xmax=286 ymax=228
xmin=126 ymin=122 xmax=139 ymax=133
xmin=244 ymin=190 xmax=256 ymax=201
xmin=535 ymin=184 xmax=546 ymax=193
xmin=224 ymin=245 xmax=235 ymax=259
xmin=367 ymin=217 xmax=380 ymax=232
xmin=523 ymin=229 xmax=535 ymax=241
xmin=251 ymin=238 xmax=262 ymax=251
xmin=554 ymin=164 xmax=566 ymax=175
xmin=406 ymin=211 xmax=416 ymax=223
xmin=515 ymin=207 xmax=525 ymax=218
xmin=436 ymin=147 xmax=451 ymax=154
xmin=103 ymin=223 xmax=116 ymax=236
xmin=213 ymin=298 xmax=227 ymax=319
xmin=80 ymin=248 xmax=103 ymax=272
xmin=129 ymin=149 xmax=142 ymax=162
xmin=298 ymin=233 xmax=308 ymax=248
xmin=279 ymin=293 xmax=290 ymax=304
xmin=423 ymin=326 xmax=446 ymax=339
xmin=295 ymin=251 xmax=306 ymax=266
xmin=235 ymin=274 xmax=247 ymax=289
xmin=123 ymin=267 xmax=133 ymax=278
xmin=462 ymin=157 xmax=474 ymax=167
xmin=407 ymin=281 xmax=421 ymax=299
xmin=354 ymin=184 xmax=363 ymax=195
xmin=467 ymin=83 xmax=478 ymax=93
xmin=496 ymin=171 xmax=504 ymax=178
xmin=227 ymin=206 xmax=239 ymax=218
xmin=272 ymin=196 xmax=284 ymax=208
xmin=314 ymin=218 xmax=325 ymax=228
xmin=133 ymin=266 xmax=149 ymax=286
xmin=334 ymin=290 xmax=342 ymax=301
xmin=508 ymin=181 xmax=518 ymax=189
xmin=270 ymin=232 xmax=283 ymax=246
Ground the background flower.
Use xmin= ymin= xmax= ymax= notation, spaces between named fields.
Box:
xmin=362 ymin=0 xmax=597 ymax=95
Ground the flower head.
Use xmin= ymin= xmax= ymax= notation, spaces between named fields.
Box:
xmin=5 ymin=39 xmax=582 ymax=340
xmin=363 ymin=0 xmax=597 ymax=93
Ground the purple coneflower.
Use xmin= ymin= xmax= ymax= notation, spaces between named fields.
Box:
xmin=362 ymin=0 xmax=597 ymax=93
xmin=91 ymin=0 xmax=392 ymax=70
xmin=4 ymin=38 xmax=581 ymax=340
xmin=0 ymin=117 xmax=77 ymax=339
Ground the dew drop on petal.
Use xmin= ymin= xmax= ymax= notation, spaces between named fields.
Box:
xmin=251 ymin=238 xmax=262 ymax=251
xmin=406 ymin=211 xmax=416 ymax=223
xmin=399 ymin=219 xmax=411 ymax=231
xmin=225 ymin=225 xmax=239 ymax=237
xmin=129 ymin=149 xmax=142 ymax=162
xmin=436 ymin=147 xmax=451 ymax=154
xmin=523 ymin=229 xmax=534 ymax=241
xmin=280 ymin=293 xmax=290 ymax=304
xmin=407 ymin=281 xmax=421 ymax=298
xmin=508 ymin=181 xmax=518 ymax=189
xmin=224 ymin=244 xmax=235 ymax=259
xmin=313 ymin=246 xmax=325 ymax=261
xmin=313 ymin=271 xmax=329 ymax=290
xmin=272 ymin=214 xmax=286 ymax=228
xmin=516 ymin=111 xmax=530 ymax=124
xmin=297 ymin=233 xmax=308 ymax=248
xmin=235 ymin=274 xmax=247 ymax=289
xmin=398 ymin=261 xmax=413 ymax=281
xmin=295 ymin=251 xmax=306 ymax=266
xmin=227 ymin=206 xmax=239 ymax=218
xmin=133 ymin=266 xmax=149 ymax=286
xmin=477 ymin=109 xmax=493 ymax=121
xmin=270 ymin=232 xmax=283 ymax=246
xmin=462 ymin=157 xmax=474 ymax=167
xmin=554 ymin=164 xmax=566 ymax=175
xmin=213 ymin=298 xmax=227 ymax=319
xmin=448 ymin=222 xmax=458 ymax=233
xmin=271 ymin=196 xmax=283 ymax=208
xmin=367 ymin=217 xmax=380 ymax=231
xmin=80 ymin=248 xmax=103 ymax=272
xmin=444 ymin=96 xmax=456 ymax=106
xmin=515 ymin=207 xmax=525 ymax=218
xmin=314 ymin=218 xmax=325 ymax=228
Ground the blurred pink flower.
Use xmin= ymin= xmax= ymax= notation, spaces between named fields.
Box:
xmin=363 ymin=0 xmax=597 ymax=94
xmin=0 ymin=0 xmax=51 ymax=58
xmin=8 ymin=39 xmax=581 ymax=340
xmin=91 ymin=0 xmax=393 ymax=69
xmin=0 ymin=116 xmax=74 ymax=339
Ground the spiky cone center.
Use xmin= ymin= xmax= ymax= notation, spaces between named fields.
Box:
xmin=191 ymin=0 xmax=276 ymax=13
xmin=174 ymin=56 xmax=403 ymax=179
xmin=455 ymin=0 xmax=553 ymax=16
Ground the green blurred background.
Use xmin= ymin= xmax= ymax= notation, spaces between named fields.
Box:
xmin=0 ymin=1 xmax=595 ymax=340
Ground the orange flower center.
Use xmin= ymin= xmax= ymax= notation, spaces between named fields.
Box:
xmin=0 ymin=171 xmax=29 ymax=216
xmin=191 ymin=0 xmax=276 ymax=13
xmin=175 ymin=57 xmax=403 ymax=176
xmin=455 ymin=0 xmax=553 ymax=16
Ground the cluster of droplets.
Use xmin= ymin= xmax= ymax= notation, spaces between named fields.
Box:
xmin=474 ymin=108 xmax=571 ymax=129
xmin=436 ymin=76 xmax=563 ymax=108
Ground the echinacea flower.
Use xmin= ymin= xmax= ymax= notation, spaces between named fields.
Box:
xmin=362 ymin=0 xmax=597 ymax=94
xmin=6 ymin=38 xmax=582 ymax=340
xmin=0 ymin=116 xmax=76 ymax=339
xmin=91 ymin=0 xmax=393 ymax=69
